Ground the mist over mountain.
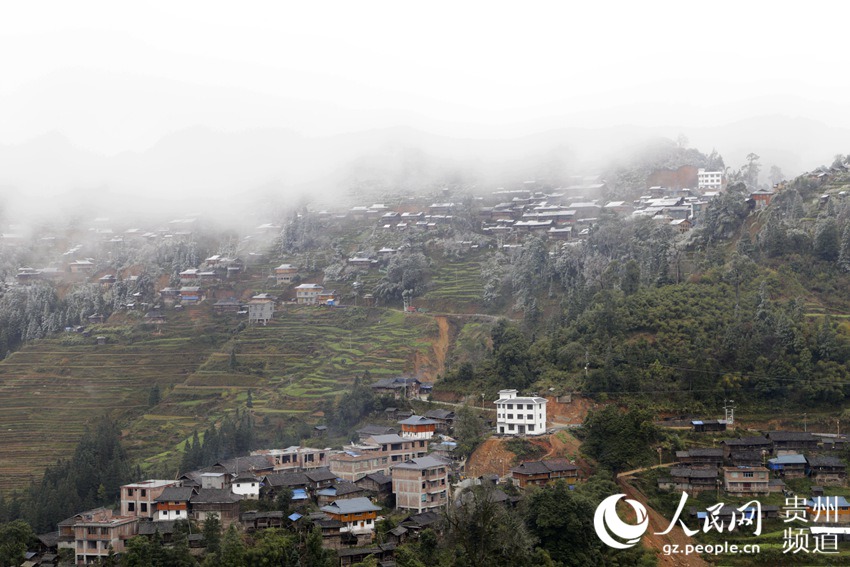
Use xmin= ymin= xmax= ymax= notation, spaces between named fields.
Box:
xmin=2 ymin=112 xmax=848 ymax=222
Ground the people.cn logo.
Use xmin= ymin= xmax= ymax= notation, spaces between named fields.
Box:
xmin=594 ymin=494 xmax=650 ymax=549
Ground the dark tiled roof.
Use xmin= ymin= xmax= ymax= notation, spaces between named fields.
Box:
xmin=722 ymin=436 xmax=771 ymax=447
xmin=679 ymin=448 xmax=724 ymax=458
xmin=37 ymin=533 xmax=59 ymax=548
xmin=808 ymin=456 xmax=846 ymax=468
xmin=333 ymin=481 xmax=363 ymax=496
xmin=155 ymin=487 xmax=195 ymax=502
xmin=138 ymin=520 xmax=178 ymax=535
xmin=766 ymin=431 xmax=819 ymax=442
xmin=263 ymin=472 xmax=309 ymax=487
xmin=314 ymin=518 xmax=344 ymax=528
xmin=190 ymin=488 xmax=244 ymax=504
xmin=357 ymin=425 xmax=397 ymax=436
xmin=305 ymin=467 xmax=337 ymax=483
xmin=729 ymin=450 xmax=765 ymax=463
xmin=361 ymin=473 xmax=392 ymax=485
xmin=510 ymin=461 xmax=549 ymax=475
xmin=670 ymin=467 xmax=718 ymax=479
xmin=425 ymin=409 xmax=455 ymax=420
xmin=402 ymin=511 xmax=440 ymax=527
xmin=542 ymin=459 xmax=579 ymax=473
xmin=212 ymin=455 xmax=275 ymax=474
xmin=371 ymin=376 xmax=420 ymax=389
xmin=510 ymin=459 xmax=579 ymax=476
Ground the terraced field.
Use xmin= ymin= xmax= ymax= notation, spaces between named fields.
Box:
xmin=421 ymin=255 xmax=484 ymax=306
xmin=194 ymin=306 xmax=433 ymax=394
xmin=123 ymin=305 xmax=441 ymax=474
xmin=0 ymin=301 xmax=443 ymax=490
xmin=0 ymin=327 xmax=216 ymax=492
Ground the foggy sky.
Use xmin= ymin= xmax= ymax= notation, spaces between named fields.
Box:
xmin=1 ymin=1 xmax=848 ymax=209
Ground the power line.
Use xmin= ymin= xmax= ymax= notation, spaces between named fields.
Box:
xmin=597 ymin=358 xmax=850 ymax=386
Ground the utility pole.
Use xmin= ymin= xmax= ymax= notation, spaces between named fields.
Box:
xmin=723 ymin=399 xmax=735 ymax=427
xmin=584 ymin=348 xmax=589 ymax=380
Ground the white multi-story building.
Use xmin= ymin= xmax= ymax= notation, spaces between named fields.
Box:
xmin=294 ymin=283 xmax=324 ymax=304
xmin=248 ymin=293 xmax=274 ymax=324
xmin=494 ymin=389 xmax=547 ymax=436
xmin=698 ymin=169 xmax=723 ymax=192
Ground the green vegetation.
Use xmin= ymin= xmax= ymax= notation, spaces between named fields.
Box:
xmin=504 ymin=438 xmax=546 ymax=462
xmin=579 ymin=406 xmax=660 ymax=474
xmin=6 ymin=417 xmax=133 ymax=532
xmin=0 ymin=301 xmax=439 ymax=488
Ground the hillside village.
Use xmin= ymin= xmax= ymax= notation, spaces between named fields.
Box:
xmin=5 ymin=152 xmax=850 ymax=566
xmin=33 ymin=403 xmax=850 ymax=566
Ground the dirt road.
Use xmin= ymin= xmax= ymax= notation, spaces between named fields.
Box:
xmin=616 ymin=476 xmax=710 ymax=567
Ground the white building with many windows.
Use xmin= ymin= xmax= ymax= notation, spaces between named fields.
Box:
xmin=494 ymin=389 xmax=547 ymax=436
xmin=698 ymin=168 xmax=723 ymax=192
xmin=294 ymin=283 xmax=324 ymax=304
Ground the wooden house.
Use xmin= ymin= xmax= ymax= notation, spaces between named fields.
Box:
xmin=675 ymin=448 xmax=724 ymax=468
xmin=510 ymin=459 xmax=579 ymax=488
xmin=657 ymin=467 xmax=718 ymax=493
xmin=319 ymin=498 xmax=382 ymax=545
xmin=765 ymin=431 xmax=820 ymax=455
xmin=767 ymin=454 xmax=808 ymax=479
xmin=807 ymin=456 xmax=847 ymax=486
xmin=691 ymin=419 xmax=727 ymax=433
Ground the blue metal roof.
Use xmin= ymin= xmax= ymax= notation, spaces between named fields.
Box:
xmin=768 ymin=454 xmax=807 ymax=466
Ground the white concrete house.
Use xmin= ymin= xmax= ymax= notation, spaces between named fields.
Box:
xmin=494 ymin=389 xmax=547 ymax=436
xmin=231 ymin=476 xmax=261 ymax=499
xmin=248 ymin=293 xmax=274 ymax=325
xmin=698 ymin=168 xmax=723 ymax=192
xmin=295 ymin=283 xmax=324 ymax=304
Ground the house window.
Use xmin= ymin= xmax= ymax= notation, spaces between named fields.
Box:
xmin=127 ymin=488 xmax=134 ymax=496
xmin=87 ymin=527 xmax=98 ymax=535
xmin=128 ymin=502 xmax=135 ymax=512
xmin=141 ymin=503 xmax=147 ymax=513
xmin=141 ymin=489 xmax=147 ymax=497
xmin=507 ymin=414 xmax=514 ymax=419
xmin=528 ymin=425 xmax=534 ymax=431
xmin=176 ymin=510 xmax=182 ymax=516
xmin=527 ymin=404 xmax=534 ymax=410
xmin=507 ymin=404 xmax=513 ymax=409
xmin=88 ymin=540 xmax=97 ymax=549
xmin=527 ymin=414 xmax=533 ymax=420
xmin=743 ymin=472 xmax=754 ymax=478
xmin=509 ymin=424 xmax=515 ymax=431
